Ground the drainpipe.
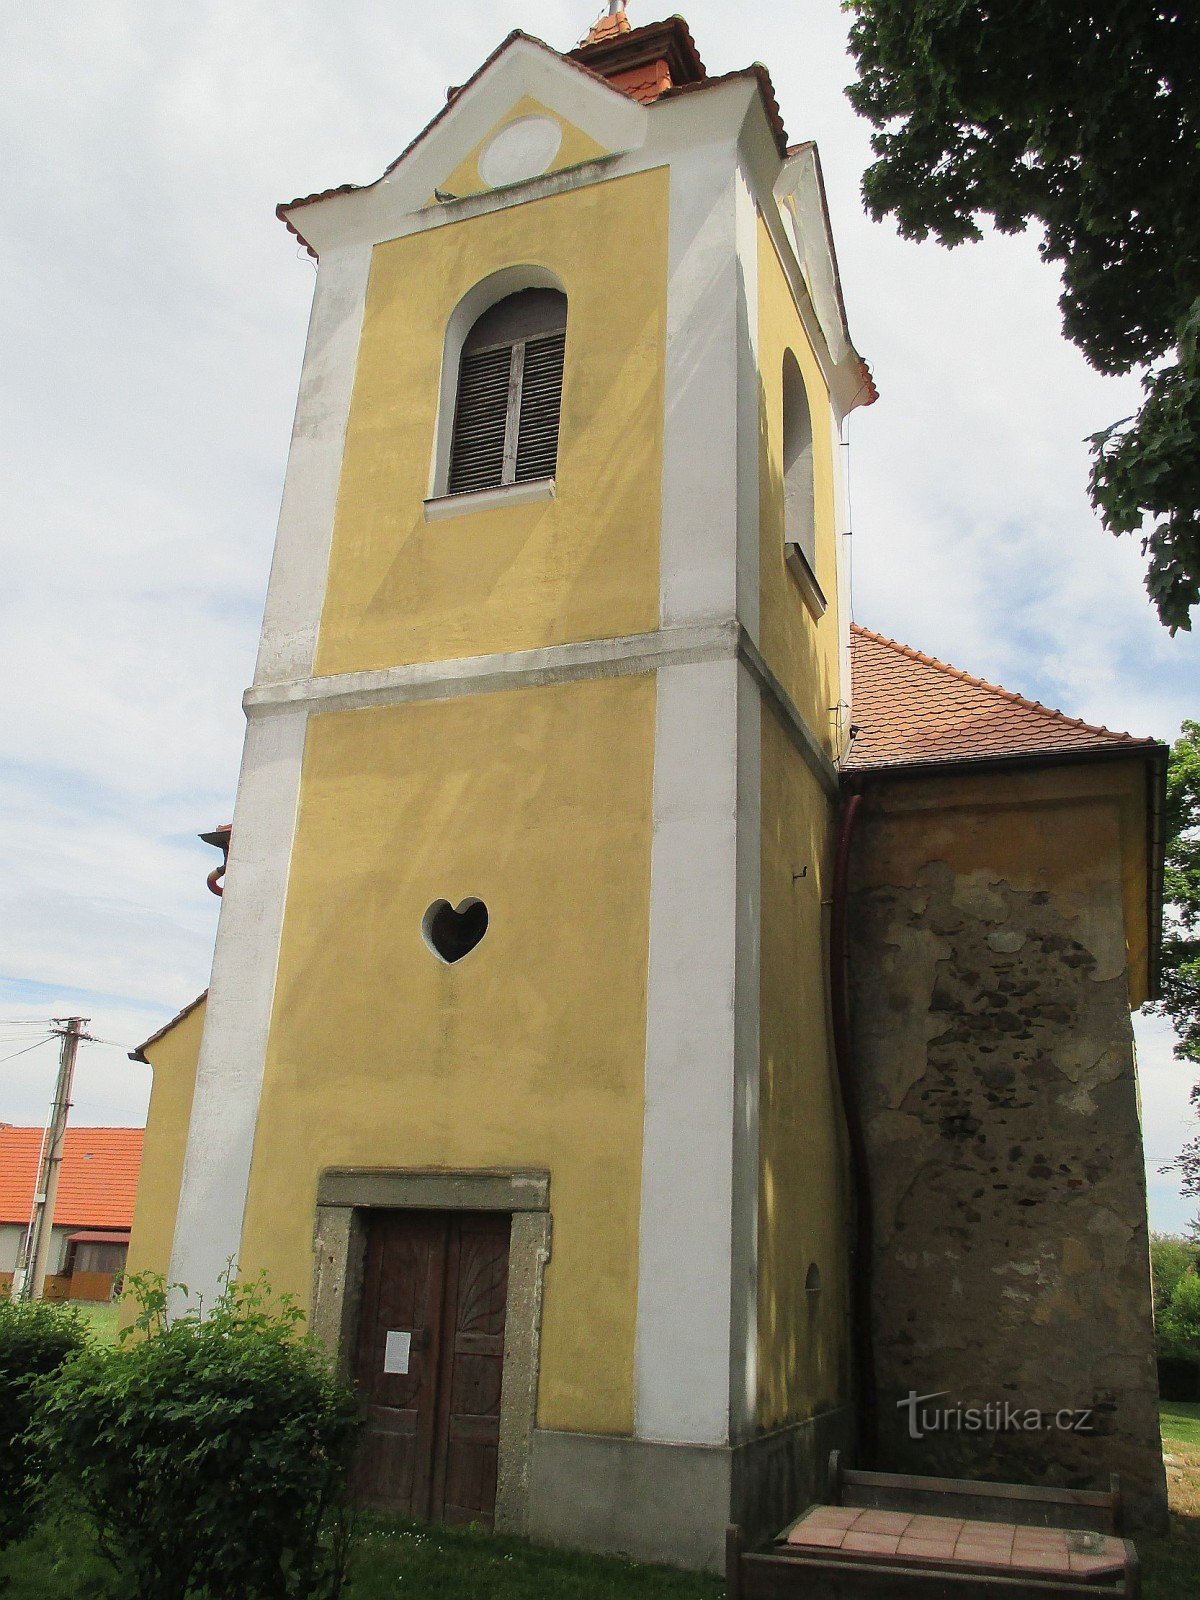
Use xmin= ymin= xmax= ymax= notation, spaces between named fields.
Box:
xmin=829 ymin=785 xmax=878 ymax=1464
xmin=199 ymin=824 xmax=232 ymax=899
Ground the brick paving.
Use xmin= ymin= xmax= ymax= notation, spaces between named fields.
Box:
xmin=785 ymin=1506 xmax=1128 ymax=1580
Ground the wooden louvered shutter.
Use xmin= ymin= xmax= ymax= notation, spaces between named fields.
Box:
xmin=514 ymin=331 xmax=566 ymax=484
xmin=447 ymin=345 xmax=514 ymax=496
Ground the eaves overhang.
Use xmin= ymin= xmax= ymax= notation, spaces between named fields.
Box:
xmin=277 ymin=28 xmax=641 ymax=259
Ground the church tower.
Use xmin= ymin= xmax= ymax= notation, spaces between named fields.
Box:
xmin=162 ymin=6 xmax=876 ymax=1569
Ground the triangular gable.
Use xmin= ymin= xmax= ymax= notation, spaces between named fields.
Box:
xmin=431 ymin=95 xmax=611 ymax=206
xmin=280 ymin=32 xmax=649 ymax=257
xmin=776 ymin=143 xmax=863 ymax=381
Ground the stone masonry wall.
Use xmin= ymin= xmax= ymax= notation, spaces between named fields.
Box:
xmin=848 ymin=777 xmax=1167 ymax=1530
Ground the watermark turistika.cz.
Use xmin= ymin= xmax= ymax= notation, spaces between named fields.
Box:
xmin=898 ymin=1391 xmax=1095 ymax=1442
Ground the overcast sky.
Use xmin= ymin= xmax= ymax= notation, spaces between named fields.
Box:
xmin=1 ymin=1 xmax=1196 ymax=1231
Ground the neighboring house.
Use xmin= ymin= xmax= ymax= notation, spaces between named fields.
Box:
xmin=124 ymin=5 xmax=1168 ymax=1572
xmin=0 ymin=1125 xmax=143 ymax=1301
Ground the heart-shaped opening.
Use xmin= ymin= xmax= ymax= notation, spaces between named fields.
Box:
xmin=422 ymin=898 xmax=489 ymax=965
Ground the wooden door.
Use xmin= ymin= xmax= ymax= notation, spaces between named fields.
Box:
xmin=352 ymin=1210 xmax=510 ymax=1527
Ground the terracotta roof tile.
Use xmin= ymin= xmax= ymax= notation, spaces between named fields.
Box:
xmin=0 ymin=1126 xmax=143 ymax=1231
xmin=845 ymin=625 xmax=1158 ymax=773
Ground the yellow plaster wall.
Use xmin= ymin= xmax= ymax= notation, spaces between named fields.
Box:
xmin=122 ymin=998 xmax=206 ymax=1315
xmin=315 ymin=168 xmax=669 ymax=678
xmin=757 ymin=709 xmax=852 ymax=1429
xmin=433 ymin=97 xmax=609 ymax=205
xmin=855 ymin=761 xmax=1153 ymax=1005
xmin=238 ymin=672 xmax=656 ymax=1436
xmin=756 ymin=215 xmax=842 ymax=755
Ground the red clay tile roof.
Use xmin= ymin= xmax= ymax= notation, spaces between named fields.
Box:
xmin=0 ymin=1126 xmax=143 ymax=1231
xmin=845 ymin=624 xmax=1159 ymax=773
xmin=568 ymin=16 xmax=708 ymax=89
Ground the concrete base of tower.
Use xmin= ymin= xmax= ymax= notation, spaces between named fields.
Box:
xmin=525 ymin=1408 xmax=855 ymax=1572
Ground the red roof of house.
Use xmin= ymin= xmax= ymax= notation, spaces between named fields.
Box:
xmin=0 ymin=1126 xmax=143 ymax=1231
xmin=846 ymin=625 xmax=1160 ymax=773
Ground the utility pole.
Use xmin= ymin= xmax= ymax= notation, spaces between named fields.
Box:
xmin=14 ymin=1017 xmax=88 ymax=1302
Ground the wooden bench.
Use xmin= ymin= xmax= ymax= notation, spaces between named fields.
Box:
xmin=726 ymin=1453 xmax=1140 ymax=1598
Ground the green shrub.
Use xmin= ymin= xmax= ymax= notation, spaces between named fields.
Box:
xmin=1151 ymin=1233 xmax=1199 ymax=1321
xmin=1159 ymin=1269 xmax=1200 ymax=1361
xmin=0 ymin=1298 xmax=89 ymax=1550
xmin=32 ymin=1272 xmax=361 ymax=1600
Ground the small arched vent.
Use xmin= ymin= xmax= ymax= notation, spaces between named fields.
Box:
xmin=805 ymin=1262 xmax=822 ymax=1296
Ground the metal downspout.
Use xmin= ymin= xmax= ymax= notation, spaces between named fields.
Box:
xmin=829 ymin=785 xmax=877 ymax=1463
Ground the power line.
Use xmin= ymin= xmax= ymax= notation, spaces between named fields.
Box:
xmin=0 ymin=1037 xmax=55 ymax=1066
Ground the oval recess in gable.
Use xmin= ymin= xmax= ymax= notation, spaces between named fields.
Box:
xmin=478 ymin=116 xmax=564 ymax=189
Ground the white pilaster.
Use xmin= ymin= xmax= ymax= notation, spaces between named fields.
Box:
xmin=636 ymin=655 xmax=740 ymax=1444
xmin=659 ymin=141 xmax=741 ymax=629
xmin=729 ymin=656 xmax=762 ymax=1440
xmin=254 ymin=244 xmax=372 ymax=687
xmin=169 ymin=705 xmax=308 ymax=1303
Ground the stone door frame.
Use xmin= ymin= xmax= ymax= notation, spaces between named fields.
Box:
xmin=311 ymin=1167 xmax=552 ymax=1535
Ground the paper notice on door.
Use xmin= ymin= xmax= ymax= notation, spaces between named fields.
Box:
xmin=383 ymin=1330 xmax=412 ymax=1375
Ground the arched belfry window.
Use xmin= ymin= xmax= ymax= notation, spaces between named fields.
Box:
xmin=782 ymin=350 xmax=826 ymax=617
xmin=782 ymin=351 xmax=815 ymax=571
xmin=447 ymin=289 xmax=567 ymax=496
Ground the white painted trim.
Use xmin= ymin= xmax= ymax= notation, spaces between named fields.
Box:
xmin=729 ymin=656 xmax=762 ymax=1442
xmin=784 ymin=542 xmax=828 ymax=619
xmin=168 ymin=704 xmax=309 ymax=1308
xmin=253 ymin=246 xmax=372 ymax=687
xmin=775 ymin=147 xmax=851 ymax=367
xmin=424 ymin=476 xmax=555 ymax=521
xmin=659 ymin=139 xmax=741 ymax=628
xmin=245 ymin=623 xmax=734 ymax=716
xmin=734 ymin=160 xmax=761 ymax=643
xmin=240 ymin=623 xmax=840 ymax=795
xmin=284 ymin=38 xmax=649 ymax=258
xmin=636 ymin=656 xmax=740 ymax=1446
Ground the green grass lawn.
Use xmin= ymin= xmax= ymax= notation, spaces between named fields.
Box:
xmin=346 ymin=1519 xmax=721 ymax=1599
xmin=69 ymin=1301 xmax=121 ymax=1346
xmin=0 ymin=1516 xmax=721 ymax=1600
xmin=1161 ymin=1399 xmax=1200 ymax=1453
xmin=5 ymin=1427 xmax=1199 ymax=1600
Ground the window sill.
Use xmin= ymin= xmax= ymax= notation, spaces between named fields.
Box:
xmin=784 ymin=542 xmax=828 ymax=619
xmin=424 ymin=477 xmax=556 ymax=522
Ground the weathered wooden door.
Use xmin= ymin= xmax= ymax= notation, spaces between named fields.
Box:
xmin=352 ymin=1210 xmax=510 ymax=1527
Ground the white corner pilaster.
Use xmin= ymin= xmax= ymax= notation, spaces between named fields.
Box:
xmin=729 ymin=657 xmax=762 ymax=1441
xmin=168 ymin=705 xmax=308 ymax=1305
xmin=253 ymin=243 xmax=372 ymax=687
xmin=635 ymin=655 xmax=740 ymax=1445
xmin=659 ymin=142 xmax=741 ymax=629
xmin=733 ymin=160 xmax=761 ymax=644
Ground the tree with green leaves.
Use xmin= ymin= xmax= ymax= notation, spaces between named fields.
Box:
xmin=844 ymin=2 xmax=1200 ymax=630
xmin=1151 ymin=1233 xmax=1199 ymax=1319
xmin=1149 ymin=722 xmax=1200 ymax=1214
